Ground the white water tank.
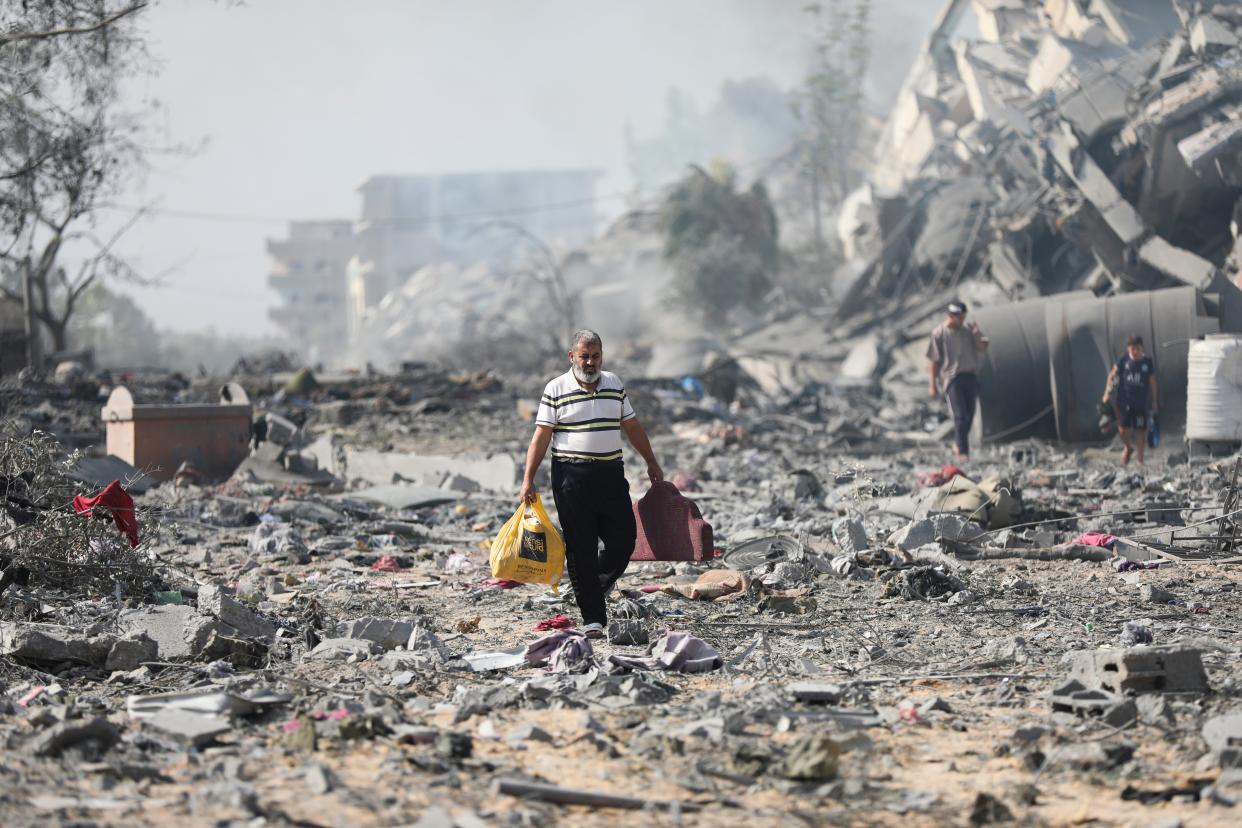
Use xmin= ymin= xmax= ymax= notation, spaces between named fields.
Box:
xmin=1186 ymin=335 xmax=1242 ymax=442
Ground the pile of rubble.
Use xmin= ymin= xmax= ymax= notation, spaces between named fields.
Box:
xmin=846 ymin=0 xmax=1242 ymax=311
xmin=741 ymin=0 xmax=1242 ymax=445
xmin=7 ymin=4 xmax=1242 ymax=820
xmin=1 ymin=357 xmax=1241 ymax=825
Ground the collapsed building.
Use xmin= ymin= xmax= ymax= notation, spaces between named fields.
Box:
xmin=833 ymin=0 xmax=1242 ymax=443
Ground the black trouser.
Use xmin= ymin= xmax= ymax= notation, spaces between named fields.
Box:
xmin=946 ymin=373 xmax=979 ymax=456
xmin=550 ymin=460 xmax=636 ymax=626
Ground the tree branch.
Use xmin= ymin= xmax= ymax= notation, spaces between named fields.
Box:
xmin=81 ymin=206 xmax=146 ymax=264
xmin=0 ymin=153 xmax=54 ymax=182
xmin=0 ymin=3 xmax=148 ymax=47
xmin=61 ymin=268 xmax=94 ymax=325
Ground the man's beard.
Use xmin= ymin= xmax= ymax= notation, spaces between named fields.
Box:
xmin=572 ymin=364 xmax=601 ymax=384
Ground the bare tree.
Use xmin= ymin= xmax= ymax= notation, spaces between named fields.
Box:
xmin=790 ymin=0 xmax=872 ymax=258
xmin=0 ymin=1 xmax=152 ymax=360
xmin=472 ymin=220 xmax=580 ymax=353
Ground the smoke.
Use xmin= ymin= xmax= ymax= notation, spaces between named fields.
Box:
xmin=106 ymin=0 xmax=940 ymax=343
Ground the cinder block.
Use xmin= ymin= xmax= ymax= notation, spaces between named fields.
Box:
xmin=1069 ymin=646 xmax=1208 ymax=695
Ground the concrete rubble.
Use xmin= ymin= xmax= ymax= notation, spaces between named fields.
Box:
xmin=788 ymin=0 xmax=1242 ymax=446
xmin=1 ymin=351 xmax=1241 ymax=826
xmin=6 ymin=4 xmax=1242 ymax=825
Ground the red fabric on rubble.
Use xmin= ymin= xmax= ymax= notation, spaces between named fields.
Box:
xmin=917 ymin=465 xmax=963 ymax=487
xmin=71 ymin=480 xmax=139 ymax=547
xmin=533 ymin=614 xmax=575 ymax=631
xmin=631 ymin=481 xmax=714 ymax=562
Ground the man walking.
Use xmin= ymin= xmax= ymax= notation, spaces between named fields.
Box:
xmin=927 ymin=300 xmax=989 ymax=461
xmin=519 ymin=330 xmax=663 ymax=638
xmin=1102 ymin=335 xmax=1158 ymax=465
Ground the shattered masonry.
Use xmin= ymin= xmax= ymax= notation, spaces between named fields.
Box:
xmin=6 ymin=2 xmax=1242 ymax=827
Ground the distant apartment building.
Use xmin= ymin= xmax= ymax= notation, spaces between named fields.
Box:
xmin=266 ymin=171 xmax=601 ymax=363
xmin=266 ymin=220 xmax=355 ymax=362
xmin=348 ymin=170 xmax=601 ymax=334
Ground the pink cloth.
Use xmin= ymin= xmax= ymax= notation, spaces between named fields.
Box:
xmin=17 ymin=686 xmax=46 ymax=708
xmin=526 ymin=629 xmax=591 ymax=668
xmin=1074 ymin=532 xmax=1117 ymax=548
xmin=370 ymin=555 xmax=404 ymax=572
xmin=607 ymin=631 xmax=721 ymax=674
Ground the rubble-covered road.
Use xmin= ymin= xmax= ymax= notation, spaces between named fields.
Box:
xmin=2 ymin=365 xmax=1242 ymax=827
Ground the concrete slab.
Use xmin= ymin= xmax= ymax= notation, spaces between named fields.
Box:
xmin=1177 ymin=119 xmax=1242 ymax=175
xmin=337 ymin=617 xmax=415 ymax=651
xmin=197 ymin=584 xmax=276 ymax=641
xmin=0 ymin=622 xmax=113 ymax=667
xmin=831 ymin=517 xmax=869 ymax=554
xmin=1048 ymin=124 xmax=1145 ymax=244
xmin=347 ymin=484 xmax=461 ymax=510
xmin=117 ymin=605 xmax=224 ymax=660
xmin=105 ymin=634 xmax=158 ymax=672
xmin=1139 ymin=236 xmax=1217 ymax=291
xmin=302 ymin=638 xmax=381 ymax=662
xmin=1191 ymin=16 xmax=1237 ymax=55
xmin=1069 ymin=646 xmax=1209 ymax=695
xmin=144 ymin=709 xmax=231 ymax=748
xmin=341 ymin=448 xmax=515 ymax=491
xmin=1203 ymin=713 xmax=1242 ymax=768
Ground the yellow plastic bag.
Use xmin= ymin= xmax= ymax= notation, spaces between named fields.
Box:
xmin=489 ymin=494 xmax=565 ymax=593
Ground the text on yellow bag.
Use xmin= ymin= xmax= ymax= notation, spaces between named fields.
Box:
xmin=489 ymin=494 xmax=565 ymax=593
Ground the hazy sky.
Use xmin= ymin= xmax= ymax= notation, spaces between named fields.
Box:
xmin=107 ymin=0 xmax=931 ymax=336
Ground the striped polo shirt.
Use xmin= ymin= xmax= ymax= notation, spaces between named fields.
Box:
xmin=536 ymin=370 xmax=636 ymax=462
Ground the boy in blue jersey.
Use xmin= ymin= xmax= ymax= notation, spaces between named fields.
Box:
xmin=1102 ymin=335 xmax=1158 ymax=465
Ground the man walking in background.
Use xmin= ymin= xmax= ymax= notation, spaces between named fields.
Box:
xmin=519 ymin=329 xmax=663 ymax=638
xmin=928 ymin=300 xmax=990 ymax=462
xmin=1102 ymin=335 xmax=1158 ymax=465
